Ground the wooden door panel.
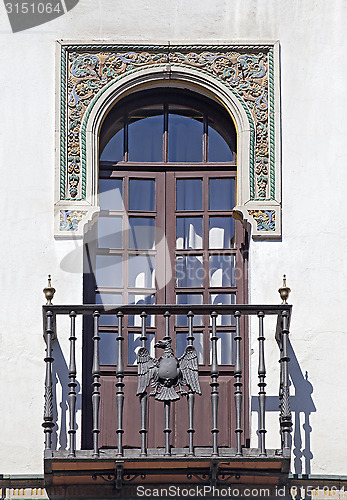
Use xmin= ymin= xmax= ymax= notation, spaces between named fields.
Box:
xmin=100 ymin=374 xmax=237 ymax=449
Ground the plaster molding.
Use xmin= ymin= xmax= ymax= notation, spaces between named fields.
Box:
xmin=55 ymin=42 xmax=281 ymax=238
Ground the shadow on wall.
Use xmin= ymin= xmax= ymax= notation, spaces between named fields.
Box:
xmin=51 ymin=341 xmax=81 ymax=451
xmin=251 ymin=342 xmax=316 ymax=475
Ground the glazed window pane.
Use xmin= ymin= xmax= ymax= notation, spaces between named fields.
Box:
xmin=128 ymin=112 xmax=163 ymax=162
xmin=128 ymin=255 xmax=155 ymax=288
xmin=98 ymin=216 xmax=123 ymax=249
xmin=129 ymin=217 xmax=155 ymax=250
xmin=209 ymin=217 xmax=234 ymax=249
xmin=209 ymin=178 xmax=235 ymax=210
xmin=176 ymin=255 xmax=203 ymax=288
xmin=128 ymin=293 xmax=155 ymax=327
xmin=176 ymin=217 xmax=203 ymax=249
xmin=129 ymin=179 xmax=155 ymax=211
xmin=176 ymin=179 xmax=202 ymax=211
xmin=176 ymin=294 xmax=203 ymax=326
xmin=96 ymin=255 xmax=122 ymax=288
xmin=168 ymin=113 xmax=203 ymax=162
xmin=209 ymin=255 xmax=235 ymax=287
xmin=99 ymin=179 xmax=123 ymax=211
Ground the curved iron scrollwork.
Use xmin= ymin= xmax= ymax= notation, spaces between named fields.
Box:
xmin=187 ymin=467 xmax=241 ymax=485
xmin=92 ymin=465 xmax=146 ymax=490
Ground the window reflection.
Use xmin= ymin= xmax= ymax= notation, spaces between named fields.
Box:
xmin=210 ymin=293 xmax=236 ymax=326
xmin=210 ymin=331 xmax=235 ymax=365
xmin=176 ymin=255 xmax=203 ymax=288
xmin=209 ymin=217 xmax=234 ymax=249
xmin=176 ymin=217 xmax=202 ymax=249
xmin=209 ymin=255 xmax=235 ymax=287
xmin=128 ymin=293 xmax=155 ymax=327
xmin=128 ymin=255 xmax=155 ymax=288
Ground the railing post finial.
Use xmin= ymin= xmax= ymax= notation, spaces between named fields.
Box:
xmin=278 ymin=274 xmax=291 ymax=304
xmin=43 ymin=275 xmax=56 ymax=305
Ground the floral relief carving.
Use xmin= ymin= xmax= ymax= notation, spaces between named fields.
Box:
xmin=60 ymin=45 xmax=275 ymax=203
xmin=60 ymin=210 xmax=87 ymax=231
xmin=248 ymin=210 xmax=276 ymax=232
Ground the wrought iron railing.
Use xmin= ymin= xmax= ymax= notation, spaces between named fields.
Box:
xmin=42 ymin=304 xmax=292 ymax=460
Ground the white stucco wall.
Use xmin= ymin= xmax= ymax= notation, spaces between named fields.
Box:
xmin=0 ymin=0 xmax=346 ymax=477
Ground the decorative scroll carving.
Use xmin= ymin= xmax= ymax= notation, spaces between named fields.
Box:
xmin=248 ymin=209 xmax=276 ymax=231
xmin=60 ymin=44 xmax=275 ymax=202
xmin=59 ymin=210 xmax=87 ymax=231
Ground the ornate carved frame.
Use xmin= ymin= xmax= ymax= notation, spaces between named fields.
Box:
xmin=55 ymin=41 xmax=281 ymax=238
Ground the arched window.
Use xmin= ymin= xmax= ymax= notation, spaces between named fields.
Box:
xmin=83 ymin=88 xmax=248 ymax=449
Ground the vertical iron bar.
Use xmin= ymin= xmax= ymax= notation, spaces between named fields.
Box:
xmin=278 ymin=330 xmax=284 ymax=450
xmin=210 ymin=311 xmax=219 ymax=458
xmin=234 ymin=311 xmax=243 ymax=456
xmin=43 ymin=310 xmax=54 ymax=451
xmin=257 ymin=311 xmax=266 ymax=457
xmin=187 ymin=311 xmax=195 ymax=457
xmin=68 ymin=311 xmax=77 ymax=457
xmin=163 ymin=311 xmax=171 ymax=456
xmin=92 ymin=310 xmax=101 ymax=457
xmin=280 ymin=310 xmax=292 ymax=456
xmin=164 ymin=401 xmax=171 ymax=456
xmin=139 ymin=311 xmax=148 ymax=457
xmin=116 ymin=311 xmax=125 ymax=457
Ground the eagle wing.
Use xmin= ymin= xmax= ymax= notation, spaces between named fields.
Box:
xmin=136 ymin=347 xmax=158 ymax=396
xmin=178 ymin=345 xmax=201 ymax=395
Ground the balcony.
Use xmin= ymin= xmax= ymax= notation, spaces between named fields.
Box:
xmin=42 ymin=303 xmax=292 ymax=494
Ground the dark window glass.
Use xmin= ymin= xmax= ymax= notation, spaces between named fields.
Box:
xmin=176 ymin=293 xmax=203 ymax=326
xmin=209 ymin=178 xmax=235 ymax=210
xmin=129 ymin=179 xmax=155 ymax=211
xmin=168 ymin=111 xmax=203 ymax=162
xmin=128 ymin=108 xmax=163 ymax=162
xmin=208 ymin=119 xmax=234 ymax=162
xmin=100 ymin=128 xmax=124 ymax=162
xmin=176 ymin=179 xmax=202 ymax=211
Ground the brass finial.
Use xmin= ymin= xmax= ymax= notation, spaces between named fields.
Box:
xmin=43 ymin=275 xmax=56 ymax=305
xmin=278 ymin=274 xmax=291 ymax=304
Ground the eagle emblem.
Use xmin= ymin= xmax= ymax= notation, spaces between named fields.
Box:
xmin=136 ymin=338 xmax=201 ymax=401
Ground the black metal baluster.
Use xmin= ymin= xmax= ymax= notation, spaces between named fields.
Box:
xmin=163 ymin=311 xmax=171 ymax=456
xmin=280 ymin=310 xmax=292 ymax=456
xmin=139 ymin=311 xmax=148 ymax=457
xmin=187 ymin=311 xmax=195 ymax=457
xmin=234 ymin=311 xmax=243 ymax=456
xmin=68 ymin=311 xmax=77 ymax=457
xmin=257 ymin=311 xmax=266 ymax=457
xmin=92 ymin=310 xmax=101 ymax=458
xmin=116 ymin=311 xmax=125 ymax=457
xmin=210 ymin=311 xmax=219 ymax=458
xmin=43 ymin=310 xmax=54 ymax=451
